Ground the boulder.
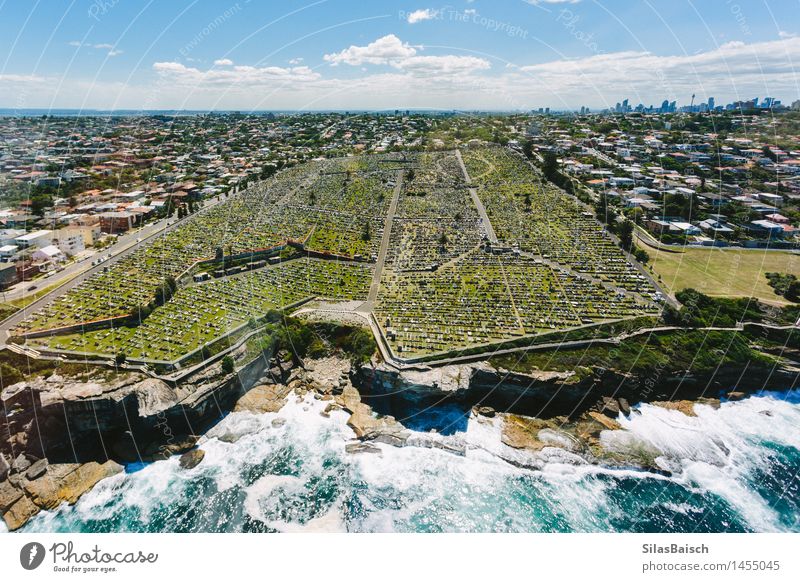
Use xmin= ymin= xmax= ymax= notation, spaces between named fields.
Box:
xmin=474 ymin=406 xmax=496 ymax=418
xmin=11 ymin=454 xmax=31 ymax=474
xmin=652 ymin=400 xmax=697 ymax=417
xmin=345 ymin=442 xmax=382 ymax=455
xmin=0 ymin=453 xmax=9 ymax=481
xmin=587 ymin=411 xmax=622 ymax=431
xmin=726 ymin=391 xmax=746 ymax=402
xmin=25 ymin=459 xmax=48 ymax=481
xmin=2 ymin=494 xmax=39 ymax=531
xmin=0 ymin=479 xmax=23 ymax=512
xmin=23 ymin=460 xmax=123 ymax=510
xmin=141 ymin=435 xmax=199 ymax=462
xmin=597 ymin=397 xmax=620 ymax=418
xmin=501 ymin=414 xmax=553 ymax=452
xmin=271 ymin=418 xmax=287 ymax=428
xmin=233 ymin=384 xmax=291 ymax=414
xmin=178 ymin=449 xmax=205 ymax=470
xmin=337 ymin=385 xmax=362 ymax=414
xmin=618 ymin=398 xmax=631 ymax=415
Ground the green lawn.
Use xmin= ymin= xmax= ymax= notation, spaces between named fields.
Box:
xmin=640 ymin=243 xmax=800 ymax=305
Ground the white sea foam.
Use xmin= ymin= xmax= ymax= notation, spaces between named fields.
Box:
xmin=15 ymin=391 xmax=800 ymax=533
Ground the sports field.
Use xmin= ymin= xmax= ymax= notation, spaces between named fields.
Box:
xmin=640 ymin=243 xmax=800 ymax=305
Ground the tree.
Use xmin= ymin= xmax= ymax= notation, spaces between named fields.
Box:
xmin=115 ymin=352 xmax=127 ymax=366
xmin=617 ymin=220 xmax=634 ymax=250
xmin=221 ymin=355 xmax=235 ymax=374
xmin=787 ymin=280 xmax=800 ymax=302
xmin=522 ymin=140 xmax=534 ymax=160
xmin=30 ymin=193 xmax=53 ymax=216
xmin=542 ymin=152 xmax=559 ymax=181
xmin=634 ymin=247 xmax=650 ymax=264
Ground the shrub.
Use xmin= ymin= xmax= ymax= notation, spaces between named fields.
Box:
xmin=221 ymin=355 xmax=235 ymax=374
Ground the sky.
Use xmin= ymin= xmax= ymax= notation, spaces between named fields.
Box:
xmin=0 ymin=0 xmax=799 ymax=111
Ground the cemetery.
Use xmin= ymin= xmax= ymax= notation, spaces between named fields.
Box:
xmin=14 ymin=146 xmax=659 ymax=362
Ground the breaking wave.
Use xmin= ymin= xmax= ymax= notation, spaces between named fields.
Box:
xmin=19 ymin=390 xmax=800 ymax=533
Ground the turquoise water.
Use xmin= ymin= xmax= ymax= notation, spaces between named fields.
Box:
xmin=14 ymin=390 xmax=800 ymax=533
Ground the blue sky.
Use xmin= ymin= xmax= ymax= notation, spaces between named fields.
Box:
xmin=0 ymin=0 xmax=798 ymax=110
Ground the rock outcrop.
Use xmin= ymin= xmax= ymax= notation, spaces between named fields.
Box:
xmin=2 ymin=459 xmax=122 ymax=531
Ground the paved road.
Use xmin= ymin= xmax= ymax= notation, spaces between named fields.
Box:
xmin=365 ymin=169 xmax=404 ymax=304
xmin=0 ymin=193 xmax=229 ymax=345
xmin=455 ymin=149 xmax=498 ymax=244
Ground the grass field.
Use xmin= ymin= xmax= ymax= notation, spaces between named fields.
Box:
xmin=639 ymin=242 xmax=800 ymax=305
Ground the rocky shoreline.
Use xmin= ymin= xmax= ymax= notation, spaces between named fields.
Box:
xmin=1 ymin=350 xmax=797 ymax=531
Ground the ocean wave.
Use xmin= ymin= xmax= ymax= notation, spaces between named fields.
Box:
xmin=17 ymin=390 xmax=800 ymax=533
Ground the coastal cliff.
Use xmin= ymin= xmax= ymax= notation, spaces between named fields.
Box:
xmin=2 ymin=341 xmax=798 ymax=530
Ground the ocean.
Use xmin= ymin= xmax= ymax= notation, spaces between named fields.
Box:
xmin=11 ymin=390 xmax=800 ymax=533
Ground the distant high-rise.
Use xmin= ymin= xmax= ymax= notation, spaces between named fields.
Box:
xmin=708 ymin=97 xmax=715 ymax=110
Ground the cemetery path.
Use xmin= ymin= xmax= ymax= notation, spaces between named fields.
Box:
xmin=366 ymin=169 xmax=404 ymax=304
xmin=455 ymin=149 xmax=498 ymax=244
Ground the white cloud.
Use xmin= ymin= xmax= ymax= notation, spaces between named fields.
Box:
xmin=323 ymin=34 xmax=489 ymax=76
xmin=214 ymin=58 xmax=234 ymax=66
xmin=68 ymin=41 xmax=122 ymax=56
xmin=324 ymin=34 xmax=417 ymax=66
xmin=152 ymin=61 xmax=321 ymax=86
xmin=14 ymin=35 xmax=800 ymax=111
xmin=289 ymin=57 xmax=304 ymax=65
xmin=510 ymin=36 xmax=800 ymax=107
xmin=406 ymin=8 xmax=439 ymax=24
xmin=394 ymin=55 xmax=491 ymax=76
xmin=779 ymin=31 xmax=796 ymax=39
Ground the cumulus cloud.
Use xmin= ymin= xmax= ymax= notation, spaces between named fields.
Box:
xmin=508 ymin=36 xmax=800 ymax=108
xmin=397 ymin=55 xmax=491 ymax=75
xmin=214 ymin=58 xmax=234 ymax=66
xmin=323 ymin=34 xmax=489 ymax=76
xmin=152 ymin=61 xmax=321 ymax=86
xmin=324 ymin=34 xmax=417 ymax=66
xmin=406 ymin=8 xmax=439 ymax=24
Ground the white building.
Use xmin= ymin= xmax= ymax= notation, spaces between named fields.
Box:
xmin=32 ymin=244 xmax=65 ymax=265
xmin=51 ymin=229 xmax=86 ymax=256
xmin=14 ymin=229 xmax=53 ymax=249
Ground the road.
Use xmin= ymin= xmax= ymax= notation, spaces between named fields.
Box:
xmin=0 ymin=193 xmax=229 ymax=345
xmin=455 ymin=149 xmax=498 ymax=244
xmin=365 ymin=169 xmax=404 ymax=304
